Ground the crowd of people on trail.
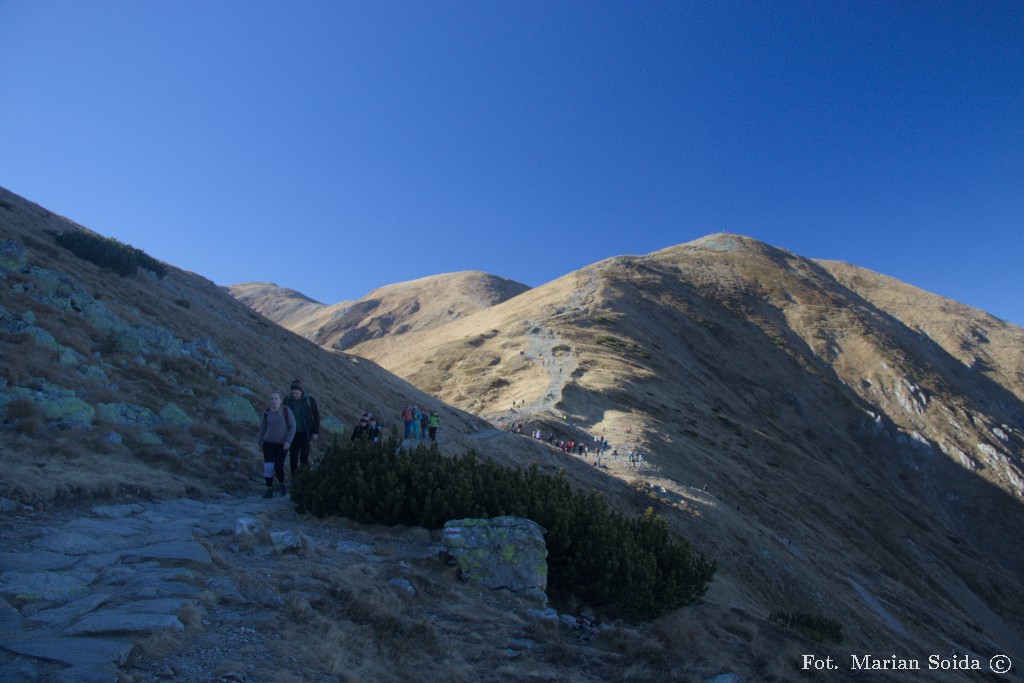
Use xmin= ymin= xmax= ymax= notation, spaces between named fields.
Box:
xmin=514 ymin=422 xmax=648 ymax=470
xmin=257 ymin=381 xmax=442 ymax=499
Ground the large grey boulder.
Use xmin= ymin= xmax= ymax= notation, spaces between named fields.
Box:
xmin=442 ymin=516 xmax=548 ymax=604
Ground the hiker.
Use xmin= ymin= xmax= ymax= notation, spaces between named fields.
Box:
xmin=428 ymin=410 xmax=440 ymax=442
xmin=351 ymin=415 xmax=370 ymax=442
xmin=419 ymin=409 xmax=429 ymax=441
xmin=284 ymin=379 xmax=321 ymax=476
xmin=367 ymin=416 xmax=382 ymax=442
xmin=402 ymin=404 xmax=415 ymax=438
xmin=412 ymin=405 xmax=422 ymax=440
xmin=258 ymin=390 xmax=296 ymax=498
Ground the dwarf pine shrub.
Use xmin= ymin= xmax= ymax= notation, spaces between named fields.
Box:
xmin=291 ymin=435 xmax=716 ymax=619
xmin=50 ymin=230 xmax=167 ymax=278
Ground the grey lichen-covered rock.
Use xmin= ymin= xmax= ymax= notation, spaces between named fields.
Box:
xmin=77 ymin=363 xmax=109 ymax=384
xmin=442 ymin=516 xmax=548 ymax=603
xmin=0 ymin=239 xmax=29 ymax=273
xmin=97 ymin=402 xmax=160 ymax=429
xmin=215 ymin=395 xmax=259 ymax=424
xmin=39 ymin=395 xmax=96 ymax=429
xmin=234 ymin=516 xmax=264 ymax=540
xmin=270 ymin=530 xmax=303 ymax=553
xmin=159 ymin=402 xmax=192 ymax=427
xmin=320 ymin=415 xmax=345 ymax=434
xmin=0 ymin=305 xmax=31 ymax=334
xmin=137 ymin=431 xmax=164 ymax=446
xmin=25 ymin=325 xmax=60 ymax=351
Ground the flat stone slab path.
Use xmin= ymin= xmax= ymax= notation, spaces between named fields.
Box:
xmin=0 ymin=494 xmax=309 ymax=682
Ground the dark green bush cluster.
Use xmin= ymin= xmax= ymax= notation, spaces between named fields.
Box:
xmin=769 ymin=610 xmax=844 ymax=644
xmin=50 ymin=230 xmax=167 ymax=278
xmin=291 ymin=435 xmax=716 ymax=618
xmin=596 ymin=335 xmax=626 ymax=348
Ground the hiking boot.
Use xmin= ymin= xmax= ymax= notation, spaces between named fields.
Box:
xmin=262 ymin=488 xmax=274 ymax=499
xmin=278 ymin=482 xmax=288 ymax=496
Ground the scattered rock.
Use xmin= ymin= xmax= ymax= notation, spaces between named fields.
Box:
xmin=442 ymin=516 xmax=548 ymax=603
xmin=234 ymin=516 xmax=264 ymax=539
xmin=0 ymin=570 xmax=90 ymax=604
xmin=63 ymin=609 xmax=185 ymax=636
xmin=270 ymin=530 xmax=303 ymax=553
xmin=0 ymin=635 xmax=133 ymax=667
xmin=388 ymin=577 xmax=416 ymax=595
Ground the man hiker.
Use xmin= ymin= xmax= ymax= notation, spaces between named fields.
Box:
xmin=402 ymin=404 xmax=415 ymax=438
xmin=283 ymin=379 xmax=321 ymax=475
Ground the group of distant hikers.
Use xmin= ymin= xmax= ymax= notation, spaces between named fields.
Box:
xmin=400 ymin=404 xmax=441 ymax=442
xmin=256 ymin=381 xmax=440 ymax=498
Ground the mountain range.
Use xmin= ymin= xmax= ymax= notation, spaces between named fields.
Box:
xmin=232 ymin=233 xmax=1024 ymax=670
xmin=2 ymin=184 xmax=1022 ymax=680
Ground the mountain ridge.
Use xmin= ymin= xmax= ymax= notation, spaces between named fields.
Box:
xmin=230 ymin=223 xmax=1024 ymax=668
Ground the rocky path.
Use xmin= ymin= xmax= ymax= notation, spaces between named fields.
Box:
xmin=0 ymin=491 xmax=625 ymax=683
xmin=0 ymin=494 xmax=446 ymax=683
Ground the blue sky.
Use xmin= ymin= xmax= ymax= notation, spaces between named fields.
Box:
xmin=1 ymin=2 xmax=1021 ymax=326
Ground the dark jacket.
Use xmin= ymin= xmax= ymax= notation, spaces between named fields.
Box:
xmin=284 ymin=392 xmax=321 ymax=436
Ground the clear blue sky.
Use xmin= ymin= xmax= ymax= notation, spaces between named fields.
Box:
xmin=2 ymin=2 xmax=1021 ymax=326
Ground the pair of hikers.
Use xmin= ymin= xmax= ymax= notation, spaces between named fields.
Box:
xmin=350 ymin=412 xmax=383 ymax=442
xmin=257 ymin=380 xmax=321 ymax=498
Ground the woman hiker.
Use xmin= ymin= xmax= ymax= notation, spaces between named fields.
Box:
xmin=258 ymin=390 xmax=296 ymax=498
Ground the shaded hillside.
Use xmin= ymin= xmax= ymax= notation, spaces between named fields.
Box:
xmin=0 ymin=187 xmax=579 ymax=507
xmin=244 ymin=231 xmax=1024 ymax=669
xmin=229 ymin=271 xmax=530 ymax=355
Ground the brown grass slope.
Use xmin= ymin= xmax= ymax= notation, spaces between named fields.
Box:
xmin=229 ymin=271 xmax=530 ymax=357
xmin=250 ymin=231 xmax=1024 ymax=669
xmin=0 ymin=186 xmax=587 ymax=506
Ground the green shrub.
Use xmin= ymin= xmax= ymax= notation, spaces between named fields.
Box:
xmin=50 ymin=230 xmax=167 ymax=278
xmin=769 ymin=610 xmax=844 ymax=644
xmin=595 ymin=335 xmax=625 ymax=348
xmin=291 ymin=436 xmax=716 ymax=619
xmin=551 ymin=344 xmax=571 ymax=353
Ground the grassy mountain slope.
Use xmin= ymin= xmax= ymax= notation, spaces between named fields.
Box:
xmin=0 ymin=187 xmax=585 ymax=506
xmin=236 ymin=232 xmax=1024 ymax=668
